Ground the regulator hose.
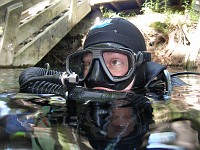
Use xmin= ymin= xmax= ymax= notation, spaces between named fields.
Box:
xmin=19 ymin=67 xmax=68 ymax=95
xmin=18 ymin=67 xmax=200 ymax=103
xmin=19 ymin=67 xmax=150 ymax=104
xmin=170 ymin=71 xmax=200 ymax=77
xmin=68 ymin=86 xmax=148 ymax=105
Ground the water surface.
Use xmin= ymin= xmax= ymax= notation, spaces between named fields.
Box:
xmin=0 ymin=68 xmax=199 ymax=150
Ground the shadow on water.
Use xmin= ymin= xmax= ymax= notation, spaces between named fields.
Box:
xmin=0 ymin=68 xmax=200 ymax=150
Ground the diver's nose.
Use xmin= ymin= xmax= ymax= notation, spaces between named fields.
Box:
xmin=88 ymin=60 xmax=106 ymax=82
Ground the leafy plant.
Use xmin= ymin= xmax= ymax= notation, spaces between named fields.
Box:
xmin=142 ymin=0 xmax=199 ymax=24
xmin=100 ymin=7 xmax=117 ymax=18
xmin=100 ymin=7 xmax=136 ymax=18
xmin=149 ymin=21 xmax=169 ymax=35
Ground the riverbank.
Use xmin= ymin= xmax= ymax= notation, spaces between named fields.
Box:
xmin=126 ymin=13 xmax=200 ymax=69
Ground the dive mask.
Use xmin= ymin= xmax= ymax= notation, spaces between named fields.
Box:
xmin=66 ymin=47 xmax=137 ymax=83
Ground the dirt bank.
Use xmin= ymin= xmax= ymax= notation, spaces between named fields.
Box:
xmin=126 ymin=13 xmax=200 ymax=70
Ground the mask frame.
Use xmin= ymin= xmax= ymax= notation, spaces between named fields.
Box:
xmin=66 ymin=47 xmax=138 ymax=83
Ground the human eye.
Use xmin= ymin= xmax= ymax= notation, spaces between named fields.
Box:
xmin=83 ymin=57 xmax=92 ymax=76
xmin=84 ymin=61 xmax=91 ymax=69
xmin=83 ymin=53 xmax=92 ymax=66
xmin=111 ymin=59 xmax=123 ymax=66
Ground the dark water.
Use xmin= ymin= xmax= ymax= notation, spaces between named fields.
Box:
xmin=0 ymin=68 xmax=200 ymax=150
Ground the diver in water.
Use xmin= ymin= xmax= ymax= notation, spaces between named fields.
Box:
xmin=19 ymin=17 xmax=187 ymax=96
xmin=17 ymin=18 xmax=166 ymax=149
xmin=17 ymin=18 xmax=200 ymax=150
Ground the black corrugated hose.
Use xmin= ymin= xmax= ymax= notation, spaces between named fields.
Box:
xmin=19 ymin=67 xmax=67 ymax=95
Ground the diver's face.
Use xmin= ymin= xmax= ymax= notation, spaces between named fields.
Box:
xmin=83 ymin=52 xmax=132 ymax=91
xmin=66 ymin=45 xmax=136 ymax=91
xmin=107 ymin=107 xmax=135 ymax=138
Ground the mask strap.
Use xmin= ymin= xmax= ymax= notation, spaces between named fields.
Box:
xmin=135 ymin=51 xmax=151 ymax=68
xmin=135 ymin=51 xmax=144 ymax=68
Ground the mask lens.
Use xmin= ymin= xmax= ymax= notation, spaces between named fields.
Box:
xmin=102 ymin=51 xmax=130 ymax=77
xmin=68 ymin=51 xmax=93 ymax=80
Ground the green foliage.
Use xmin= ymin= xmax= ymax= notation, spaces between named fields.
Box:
xmin=141 ymin=0 xmax=168 ymax=13
xmin=183 ymin=0 xmax=200 ymax=22
xmin=100 ymin=7 xmax=136 ymax=18
xmin=142 ymin=0 xmax=199 ymax=24
xmin=142 ymin=0 xmax=199 ymax=17
xmin=100 ymin=7 xmax=117 ymax=18
xmin=149 ymin=21 xmax=169 ymax=35
xmin=118 ymin=11 xmax=136 ymax=17
xmin=189 ymin=10 xmax=199 ymax=22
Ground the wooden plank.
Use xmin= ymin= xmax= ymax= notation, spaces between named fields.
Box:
xmin=0 ymin=2 xmax=23 ymax=66
xmin=13 ymin=0 xmax=91 ymax=66
xmin=75 ymin=0 xmax=91 ymax=26
xmin=69 ymin=0 xmax=77 ymax=25
xmin=0 ymin=0 xmax=13 ymax=7
xmin=0 ymin=0 xmax=48 ymax=23
xmin=0 ymin=0 xmax=46 ymax=9
xmin=16 ymin=0 xmax=70 ymax=46
xmin=90 ymin=0 xmax=132 ymax=5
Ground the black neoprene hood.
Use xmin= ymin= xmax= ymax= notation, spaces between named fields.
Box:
xmin=83 ymin=18 xmax=146 ymax=53
xmin=82 ymin=18 xmax=148 ymax=90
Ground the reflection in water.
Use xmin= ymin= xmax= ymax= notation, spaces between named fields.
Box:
xmin=0 ymin=91 xmax=199 ymax=149
xmin=0 ymin=69 xmax=23 ymax=93
xmin=0 ymin=69 xmax=200 ymax=149
xmin=78 ymin=97 xmax=153 ymax=149
xmin=0 ymin=92 xmax=153 ymax=149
